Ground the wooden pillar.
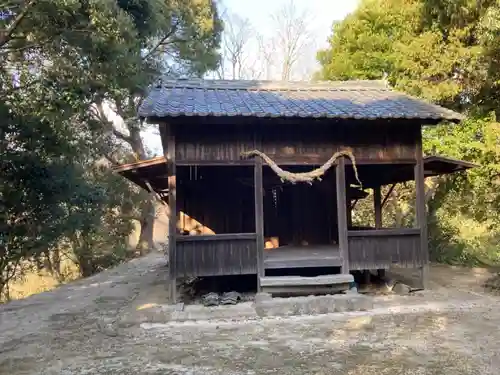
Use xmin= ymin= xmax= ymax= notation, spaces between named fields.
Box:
xmin=374 ymin=186 xmax=382 ymax=229
xmin=160 ymin=123 xmax=177 ymax=303
xmin=415 ymin=133 xmax=429 ymax=289
xmin=254 ymin=158 xmax=265 ymax=289
xmin=374 ymin=185 xmax=386 ymax=279
xmin=336 ymin=157 xmax=349 ymax=274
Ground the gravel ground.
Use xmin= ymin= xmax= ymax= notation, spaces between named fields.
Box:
xmin=1 ymin=252 xmax=499 ymax=375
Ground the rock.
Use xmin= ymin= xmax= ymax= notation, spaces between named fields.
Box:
xmin=383 ymin=278 xmax=396 ymax=292
xmin=392 ymin=282 xmax=411 ymax=295
xmin=254 ymin=294 xmax=373 ymax=317
xmin=345 ymin=286 xmax=358 ymax=294
xmin=254 ymin=292 xmax=272 ymax=304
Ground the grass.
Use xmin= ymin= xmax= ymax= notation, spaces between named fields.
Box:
xmin=4 ymin=258 xmax=80 ymax=302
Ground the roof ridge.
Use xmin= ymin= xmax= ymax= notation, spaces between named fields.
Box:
xmin=154 ymin=78 xmax=391 ymax=91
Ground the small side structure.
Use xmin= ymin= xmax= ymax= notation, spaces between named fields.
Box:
xmin=114 ymin=79 xmax=473 ymax=302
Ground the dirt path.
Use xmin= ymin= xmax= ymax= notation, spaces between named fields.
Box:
xmin=1 ymin=253 xmax=499 ymax=374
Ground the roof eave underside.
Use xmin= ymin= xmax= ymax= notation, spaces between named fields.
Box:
xmin=114 ymin=155 xmax=476 ymax=193
xmin=141 ymin=114 xmax=462 ymax=125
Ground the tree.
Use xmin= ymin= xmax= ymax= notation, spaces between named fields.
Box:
xmin=90 ymin=0 xmax=222 ymax=254
xmin=0 ymin=0 xmax=139 ymax=297
xmin=0 ymin=0 xmax=222 ymax=298
xmin=217 ymin=9 xmax=254 ymax=79
xmin=211 ymin=0 xmax=317 ymax=82
xmin=268 ymin=0 xmax=315 ymax=80
xmin=316 ymin=0 xmax=500 ymax=265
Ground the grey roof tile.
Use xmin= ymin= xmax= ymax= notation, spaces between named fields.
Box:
xmin=138 ymin=79 xmax=464 ymax=122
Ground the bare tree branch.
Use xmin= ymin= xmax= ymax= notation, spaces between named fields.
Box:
xmin=0 ymin=0 xmax=38 ymax=49
xmin=0 ymin=38 xmax=51 ymax=55
xmin=243 ymin=0 xmax=315 ymax=81
xmin=221 ymin=11 xmax=253 ymax=79
xmin=256 ymin=34 xmax=275 ymax=80
xmin=142 ymin=18 xmax=181 ymax=61
xmin=269 ymin=0 xmax=313 ymax=81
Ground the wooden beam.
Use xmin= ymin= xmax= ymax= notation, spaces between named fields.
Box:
xmin=177 ymin=233 xmax=257 ymax=242
xmin=381 ymin=183 xmax=396 ymax=208
xmin=254 ymin=158 xmax=265 ymax=290
xmin=160 ymin=122 xmax=177 ymax=303
xmin=415 ymin=132 xmax=429 ymax=289
xmin=176 ymin=160 xmax=255 ymax=166
xmin=374 ymin=186 xmax=382 ymax=229
xmin=175 ymin=157 xmax=417 ymax=167
xmin=143 ymin=180 xmax=167 ymax=205
xmin=336 ymin=157 xmax=349 ymax=274
xmin=348 ymin=228 xmax=420 ymax=237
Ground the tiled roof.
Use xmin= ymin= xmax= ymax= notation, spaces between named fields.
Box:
xmin=138 ymin=79 xmax=464 ymax=122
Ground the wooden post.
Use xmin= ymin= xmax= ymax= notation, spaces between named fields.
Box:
xmin=415 ymin=133 xmax=429 ymax=289
xmin=254 ymin=158 xmax=265 ymax=290
xmin=374 ymin=186 xmax=382 ymax=229
xmin=374 ymin=186 xmax=386 ymax=279
xmin=336 ymin=157 xmax=349 ymax=274
xmin=160 ymin=123 xmax=177 ymax=303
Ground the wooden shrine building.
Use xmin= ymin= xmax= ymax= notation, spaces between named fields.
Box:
xmin=115 ymin=79 xmax=474 ymax=302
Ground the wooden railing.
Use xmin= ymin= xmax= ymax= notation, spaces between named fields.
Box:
xmin=174 ymin=233 xmax=258 ymax=277
xmin=347 ymin=228 xmax=421 ymax=270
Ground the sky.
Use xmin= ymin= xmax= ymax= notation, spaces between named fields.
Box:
xmin=223 ymin=0 xmax=359 ymax=50
xmin=141 ymin=0 xmax=360 ymax=156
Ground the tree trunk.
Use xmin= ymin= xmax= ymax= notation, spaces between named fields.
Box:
xmin=79 ymin=257 xmax=95 ymax=278
xmin=129 ymin=128 xmax=155 ymax=255
xmin=43 ymin=249 xmax=63 ymax=282
xmin=136 ymin=198 xmax=156 ymax=255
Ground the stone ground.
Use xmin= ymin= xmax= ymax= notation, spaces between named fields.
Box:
xmin=1 ymin=252 xmax=500 ymax=374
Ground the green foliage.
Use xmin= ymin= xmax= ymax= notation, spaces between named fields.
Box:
xmin=317 ymin=0 xmax=500 ymax=265
xmin=316 ymin=0 xmax=421 ymax=81
xmin=61 ymin=165 xmax=138 ymax=277
xmin=0 ymin=0 xmax=222 ymax=299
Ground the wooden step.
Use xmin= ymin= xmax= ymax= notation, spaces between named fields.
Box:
xmin=260 ymin=274 xmax=354 ymax=296
xmin=263 ymin=245 xmax=342 ymax=270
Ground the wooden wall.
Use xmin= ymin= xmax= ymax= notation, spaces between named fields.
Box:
xmin=176 ymin=167 xmax=255 ymax=234
xmin=265 ymin=181 xmax=337 ymax=246
xmin=175 ymin=234 xmax=257 ymax=277
xmin=172 ymin=120 xmax=420 ymax=165
xmin=347 ymin=228 xmax=422 ymax=270
xmin=176 ymin=165 xmax=340 ymax=245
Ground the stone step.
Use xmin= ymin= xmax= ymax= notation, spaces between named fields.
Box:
xmin=254 ymin=293 xmax=373 ymax=317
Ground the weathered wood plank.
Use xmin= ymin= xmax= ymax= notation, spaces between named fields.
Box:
xmin=374 ymin=186 xmax=382 ymax=229
xmin=347 ymin=230 xmax=421 ymax=270
xmin=174 ymin=122 xmax=420 ymax=164
xmin=264 ymin=245 xmax=342 ymax=269
xmin=415 ymin=132 xmax=429 ymax=288
xmin=260 ymin=274 xmax=353 ymax=287
xmin=336 ymin=157 xmax=349 ymax=273
xmin=348 ymin=228 xmax=420 ymax=237
xmin=175 ymin=237 xmax=258 ymax=277
xmin=176 ymin=158 xmax=417 ymax=166
xmin=160 ymin=122 xmax=177 ymax=303
xmin=177 ymin=233 xmax=257 ymax=242
xmin=254 ymin=158 xmax=265 ymax=289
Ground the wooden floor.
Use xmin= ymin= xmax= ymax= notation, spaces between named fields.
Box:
xmin=263 ymin=245 xmax=342 ymax=269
